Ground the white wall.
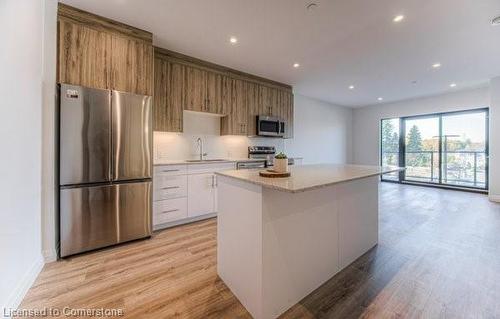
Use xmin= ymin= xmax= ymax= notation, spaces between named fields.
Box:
xmin=0 ymin=0 xmax=46 ymax=311
xmin=352 ymin=87 xmax=490 ymax=166
xmin=489 ymin=77 xmax=500 ymax=201
xmin=285 ymin=94 xmax=353 ymax=164
xmin=154 ymin=94 xmax=353 ymax=164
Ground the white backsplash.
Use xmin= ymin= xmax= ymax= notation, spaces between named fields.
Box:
xmin=154 ymin=111 xmax=285 ymax=161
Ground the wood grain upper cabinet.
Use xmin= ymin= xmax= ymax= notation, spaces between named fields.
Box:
xmin=221 ymin=78 xmax=248 ymax=135
xmin=234 ymin=80 xmax=248 ymax=135
xmin=246 ymin=81 xmax=260 ymax=136
xmin=154 ymin=58 xmax=185 ymax=132
xmin=185 ymin=66 xmax=225 ymax=114
xmin=184 ymin=66 xmax=207 ymax=112
xmin=58 ymin=19 xmax=111 ymax=89
xmin=221 ymin=75 xmax=232 ymax=116
xmin=258 ymin=85 xmax=280 ymax=117
xmin=206 ymin=72 xmax=224 ymax=114
xmin=110 ymin=35 xmax=153 ymax=96
xmin=280 ymin=90 xmax=294 ymax=139
xmin=154 ymin=57 xmax=168 ymax=131
xmin=57 ymin=4 xmax=153 ymax=95
xmin=168 ymin=63 xmax=186 ymax=131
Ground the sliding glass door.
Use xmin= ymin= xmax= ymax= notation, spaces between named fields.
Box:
xmin=380 ymin=118 xmax=400 ymax=181
xmin=380 ymin=108 xmax=488 ymax=190
xmin=404 ymin=116 xmax=440 ymax=184
xmin=441 ymin=111 xmax=488 ymax=188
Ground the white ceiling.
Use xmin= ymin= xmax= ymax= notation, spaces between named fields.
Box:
xmin=61 ymin=0 xmax=500 ymax=107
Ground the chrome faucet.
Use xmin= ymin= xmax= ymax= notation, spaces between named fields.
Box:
xmin=196 ymin=137 xmax=207 ymax=160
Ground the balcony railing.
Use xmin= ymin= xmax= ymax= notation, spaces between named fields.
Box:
xmin=381 ymin=150 xmax=487 ymax=188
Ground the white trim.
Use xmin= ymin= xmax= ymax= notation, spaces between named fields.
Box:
xmin=42 ymin=249 xmax=57 ymax=263
xmin=3 ymin=254 xmax=44 ymax=313
xmin=489 ymin=194 xmax=500 ymax=203
xmin=153 ymin=213 xmax=216 ymax=231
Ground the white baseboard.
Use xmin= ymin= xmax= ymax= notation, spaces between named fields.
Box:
xmin=3 ymin=254 xmax=44 ymax=314
xmin=153 ymin=213 xmax=216 ymax=231
xmin=42 ymin=249 xmax=57 ymax=263
xmin=489 ymin=194 xmax=500 ymax=203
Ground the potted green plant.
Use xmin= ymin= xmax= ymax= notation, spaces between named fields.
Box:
xmin=274 ymin=152 xmax=288 ymax=173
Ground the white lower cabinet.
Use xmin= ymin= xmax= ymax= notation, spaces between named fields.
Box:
xmin=153 ymin=197 xmax=187 ymax=224
xmin=153 ymin=162 xmax=236 ymax=230
xmin=187 ymin=173 xmax=216 ymax=217
xmin=154 ymin=175 xmax=187 ymax=201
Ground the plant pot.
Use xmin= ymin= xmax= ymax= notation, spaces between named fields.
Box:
xmin=273 ymin=158 xmax=288 ymax=173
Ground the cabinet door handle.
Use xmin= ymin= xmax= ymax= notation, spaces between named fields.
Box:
xmin=214 ymin=175 xmax=218 ymax=187
xmin=211 ymin=175 xmax=215 ymax=188
xmin=161 ymin=186 xmax=180 ymax=190
xmin=162 ymin=169 xmax=179 ymax=172
xmin=160 ymin=209 xmax=179 ymax=214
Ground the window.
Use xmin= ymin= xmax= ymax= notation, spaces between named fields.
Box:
xmin=441 ymin=111 xmax=488 ymax=188
xmin=380 ymin=108 xmax=489 ymax=190
xmin=380 ymin=118 xmax=400 ymax=181
xmin=404 ymin=116 xmax=440 ymax=184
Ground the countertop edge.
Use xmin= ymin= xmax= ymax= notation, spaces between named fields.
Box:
xmin=154 ymin=159 xmax=256 ymax=166
xmin=153 ymin=157 xmax=303 ymax=166
xmin=215 ymin=167 xmax=404 ymax=193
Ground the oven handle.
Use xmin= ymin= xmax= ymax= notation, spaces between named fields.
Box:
xmin=237 ymin=161 xmax=266 ymax=169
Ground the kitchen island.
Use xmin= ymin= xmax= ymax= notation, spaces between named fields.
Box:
xmin=215 ymin=164 xmax=401 ymax=319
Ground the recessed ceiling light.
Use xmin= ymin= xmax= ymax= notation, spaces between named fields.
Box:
xmin=393 ymin=15 xmax=405 ymax=23
xmin=450 ymin=83 xmax=457 ymax=88
xmin=293 ymin=63 xmax=300 ymax=68
xmin=492 ymin=15 xmax=500 ymax=26
xmin=229 ymin=36 xmax=238 ymax=44
xmin=377 ymin=97 xmax=384 ymax=101
xmin=349 ymin=85 xmax=355 ymax=90
xmin=432 ymin=63 xmax=441 ymax=68
xmin=306 ymin=3 xmax=318 ymax=11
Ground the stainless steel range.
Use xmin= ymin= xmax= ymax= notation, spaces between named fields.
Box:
xmin=248 ymin=146 xmax=295 ymax=167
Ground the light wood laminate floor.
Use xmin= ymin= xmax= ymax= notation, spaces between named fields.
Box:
xmin=20 ymin=183 xmax=500 ymax=318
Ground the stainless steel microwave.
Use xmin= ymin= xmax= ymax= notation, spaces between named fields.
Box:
xmin=257 ymin=115 xmax=286 ymax=137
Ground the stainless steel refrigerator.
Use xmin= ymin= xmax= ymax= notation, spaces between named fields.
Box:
xmin=59 ymin=84 xmax=152 ymax=257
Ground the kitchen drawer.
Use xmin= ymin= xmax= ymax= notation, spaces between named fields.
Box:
xmin=153 ymin=197 xmax=187 ymax=225
xmin=187 ymin=162 xmax=236 ymax=175
xmin=154 ymin=175 xmax=187 ymax=201
xmin=154 ymin=164 xmax=187 ymax=176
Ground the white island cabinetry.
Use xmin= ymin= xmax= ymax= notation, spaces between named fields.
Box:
xmin=216 ymin=164 xmax=401 ymax=319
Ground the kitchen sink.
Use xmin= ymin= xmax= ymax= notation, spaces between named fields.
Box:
xmin=185 ymin=159 xmax=228 ymax=163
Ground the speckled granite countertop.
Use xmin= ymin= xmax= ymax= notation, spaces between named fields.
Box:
xmin=153 ymin=158 xmax=263 ymax=166
xmin=215 ymin=164 xmax=403 ymax=193
xmin=154 ymin=157 xmax=303 ymax=166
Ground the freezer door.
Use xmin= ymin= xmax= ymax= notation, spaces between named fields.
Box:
xmin=112 ymin=91 xmax=152 ymax=181
xmin=60 ymin=184 xmax=118 ymax=257
xmin=116 ymin=181 xmax=152 ymax=243
xmin=60 ymin=182 xmax=151 ymax=257
xmin=60 ymin=84 xmax=111 ymax=185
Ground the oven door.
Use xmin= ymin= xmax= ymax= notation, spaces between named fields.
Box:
xmin=257 ymin=116 xmax=283 ymax=137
